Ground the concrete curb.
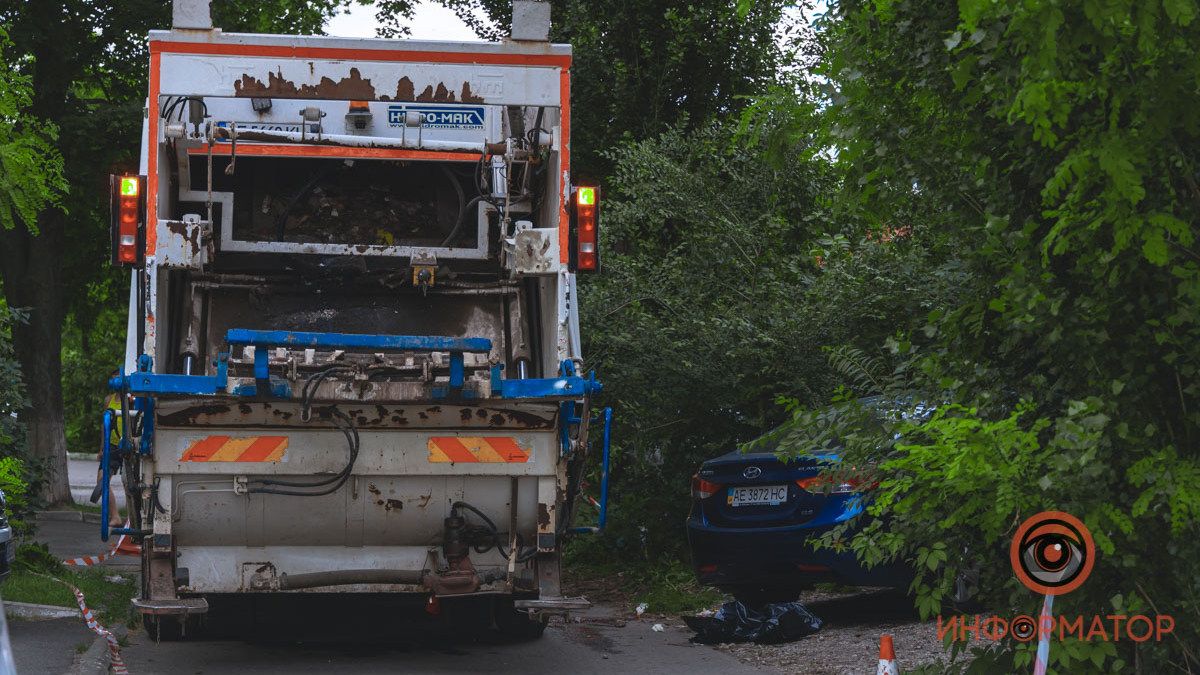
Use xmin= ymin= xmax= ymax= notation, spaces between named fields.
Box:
xmin=70 ymin=630 xmax=111 ymax=675
xmin=34 ymin=511 xmax=102 ymax=525
xmin=3 ymin=601 xmax=79 ymax=620
xmin=36 ymin=511 xmax=84 ymax=522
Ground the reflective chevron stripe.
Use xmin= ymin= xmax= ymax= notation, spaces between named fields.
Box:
xmin=181 ymin=435 xmax=288 ymax=462
xmin=427 ymin=436 xmax=530 ymax=463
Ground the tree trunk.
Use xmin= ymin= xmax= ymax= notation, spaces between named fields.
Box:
xmin=0 ymin=0 xmax=75 ymax=506
xmin=0 ymin=210 xmax=71 ymax=506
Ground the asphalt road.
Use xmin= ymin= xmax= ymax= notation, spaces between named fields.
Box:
xmin=6 ymin=617 xmax=95 ymax=675
xmin=120 ymin=602 xmax=765 ymax=675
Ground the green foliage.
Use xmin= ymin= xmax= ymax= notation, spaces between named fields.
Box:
xmin=425 ymin=0 xmax=789 ymax=175
xmin=0 ymin=306 xmax=27 ymax=456
xmin=61 ymin=282 xmax=129 ymax=455
xmin=576 ymin=121 xmax=954 ymax=563
xmin=749 ymin=0 xmax=1200 ymax=670
xmin=565 ymin=539 xmax=723 ymax=613
xmin=0 ymin=455 xmax=29 ymax=537
xmin=0 ymin=26 xmax=66 ymax=232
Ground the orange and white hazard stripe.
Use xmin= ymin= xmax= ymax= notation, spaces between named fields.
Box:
xmin=427 ymin=436 xmax=530 ymax=463
xmin=181 ymin=435 xmax=288 ymax=462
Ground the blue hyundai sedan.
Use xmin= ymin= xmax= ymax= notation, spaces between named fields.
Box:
xmin=686 ymin=444 xmax=911 ymax=604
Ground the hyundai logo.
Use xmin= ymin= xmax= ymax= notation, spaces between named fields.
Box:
xmin=743 ymin=466 xmax=762 ymax=479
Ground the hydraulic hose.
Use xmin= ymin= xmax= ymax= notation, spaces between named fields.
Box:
xmin=452 ymin=501 xmax=538 ymax=563
xmin=247 ymin=369 xmax=360 ymax=496
xmin=440 ymin=195 xmax=486 ymax=248
xmin=247 ymin=406 xmax=358 ymax=496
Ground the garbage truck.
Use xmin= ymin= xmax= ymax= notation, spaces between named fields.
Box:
xmin=101 ymin=0 xmax=610 ymax=639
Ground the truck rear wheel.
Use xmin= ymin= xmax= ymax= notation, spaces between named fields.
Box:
xmin=493 ymin=599 xmax=547 ymax=640
xmin=142 ymin=614 xmax=201 ymax=642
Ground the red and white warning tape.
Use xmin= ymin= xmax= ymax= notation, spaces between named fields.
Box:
xmin=62 ymin=533 xmax=127 ymax=564
xmin=35 ymin=573 xmax=130 ymax=674
xmin=62 ymin=530 xmax=138 ymax=567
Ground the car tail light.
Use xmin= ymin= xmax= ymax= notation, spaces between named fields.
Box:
xmin=110 ymin=174 xmax=145 ymax=267
xmin=796 ymin=476 xmax=855 ymax=494
xmin=571 ymin=185 xmax=600 ymax=272
xmin=691 ymin=474 xmax=723 ymax=499
xmin=796 ymin=473 xmax=879 ymax=494
xmin=698 ymin=564 xmax=718 ymax=573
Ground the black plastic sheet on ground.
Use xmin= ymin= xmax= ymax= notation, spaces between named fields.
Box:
xmin=684 ymin=601 xmax=822 ymax=645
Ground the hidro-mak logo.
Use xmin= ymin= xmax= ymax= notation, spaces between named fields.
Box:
xmin=388 ymin=104 xmax=485 ymax=130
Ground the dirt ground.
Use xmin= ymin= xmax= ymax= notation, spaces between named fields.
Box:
xmin=567 ymin=573 xmax=955 ymax=675
xmin=709 ymin=588 xmax=952 ymax=674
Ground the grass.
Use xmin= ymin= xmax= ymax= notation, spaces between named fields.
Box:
xmin=3 ymin=546 xmax=138 ymax=627
xmin=564 ymin=541 xmax=725 ymax=614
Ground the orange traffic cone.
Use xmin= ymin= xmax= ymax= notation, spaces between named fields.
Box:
xmin=877 ymin=634 xmax=898 ymax=675
xmin=114 ymin=521 xmax=141 ymax=556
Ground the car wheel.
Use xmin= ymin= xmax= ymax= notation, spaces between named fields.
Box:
xmin=730 ymin=585 xmax=805 ymax=607
xmin=493 ymin=599 xmax=548 ymax=641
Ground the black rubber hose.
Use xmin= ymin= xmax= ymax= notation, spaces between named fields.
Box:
xmin=248 ymin=407 xmax=359 ymax=495
xmin=440 ymin=195 xmax=485 ymax=248
xmin=279 ymin=569 xmax=427 ymax=590
xmin=453 ymin=500 xmax=538 ymax=561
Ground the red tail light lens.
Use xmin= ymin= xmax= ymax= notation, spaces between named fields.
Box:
xmin=691 ymin=474 xmax=723 ymax=500
xmin=796 ymin=472 xmax=878 ymax=494
xmin=111 ymin=174 xmax=144 ymax=267
xmin=573 ymin=186 xmax=599 ymax=272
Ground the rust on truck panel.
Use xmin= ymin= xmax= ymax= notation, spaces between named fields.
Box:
xmin=394 ymin=76 xmax=415 ymax=101
xmin=537 ymin=503 xmax=552 ymax=527
xmin=155 ymin=402 xmax=554 ymax=429
xmin=235 ymin=69 xmax=484 ymax=103
xmin=165 ymin=220 xmax=201 ymax=256
xmin=235 ymin=68 xmax=377 ymax=100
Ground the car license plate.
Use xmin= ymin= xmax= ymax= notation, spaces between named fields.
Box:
xmin=728 ymin=485 xmax=788 ymax=506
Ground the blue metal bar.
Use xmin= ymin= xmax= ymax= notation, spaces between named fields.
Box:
xmin=226 ymin=329 xmax=492 ymax=353
xmin=449 ymin=353 xmax=465 ymax=390
xmin=598 ymin=407 xmax=613 ymax=531
xmin=100 ymin=409 xmax=114 ymax=542
xmin=499 ymin=376 xmax=601 ymax=399
xmin=253 ymin=346 xmax=270 ymax=381
xmin=568 ymin=407 xmax=614 ymax=535
xmin=115 ymin=371 xmax=224 ymax=395
xmin=133 ymin=396 xmax=154 ymax=455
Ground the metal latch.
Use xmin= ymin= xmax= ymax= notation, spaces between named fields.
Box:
xmin=411 ymin=251 xmax=437 ymax=294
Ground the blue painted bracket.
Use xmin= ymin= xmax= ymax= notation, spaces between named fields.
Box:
xmin=110 ymin=353 xmax=228 ymax=396
xmin=569 ymin=406 xmax=614 ymax=535
xmin=100 ymin=409 xmax=115 ymax=542
xmin=227 ymin=329 xmax=493 ymax=397
xmin=108 ymin=332 xmax=602 ymax=403
xmin=133 ymin=396 xmax=154 ymax=455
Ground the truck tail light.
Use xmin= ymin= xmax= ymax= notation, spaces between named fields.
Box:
xmin=571 ymin=185 xmax=600 ymax=272
xmin=692 ymin=474 xmax=723 ymax=500
xmin=110 ymin=174 xmax=145 ymax=267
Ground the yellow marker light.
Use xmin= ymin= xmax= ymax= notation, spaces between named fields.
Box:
xmin=576 ymin=186 xmax=596 ymax=206
xmin=119 ymin=177 xmax=139 ymax=197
